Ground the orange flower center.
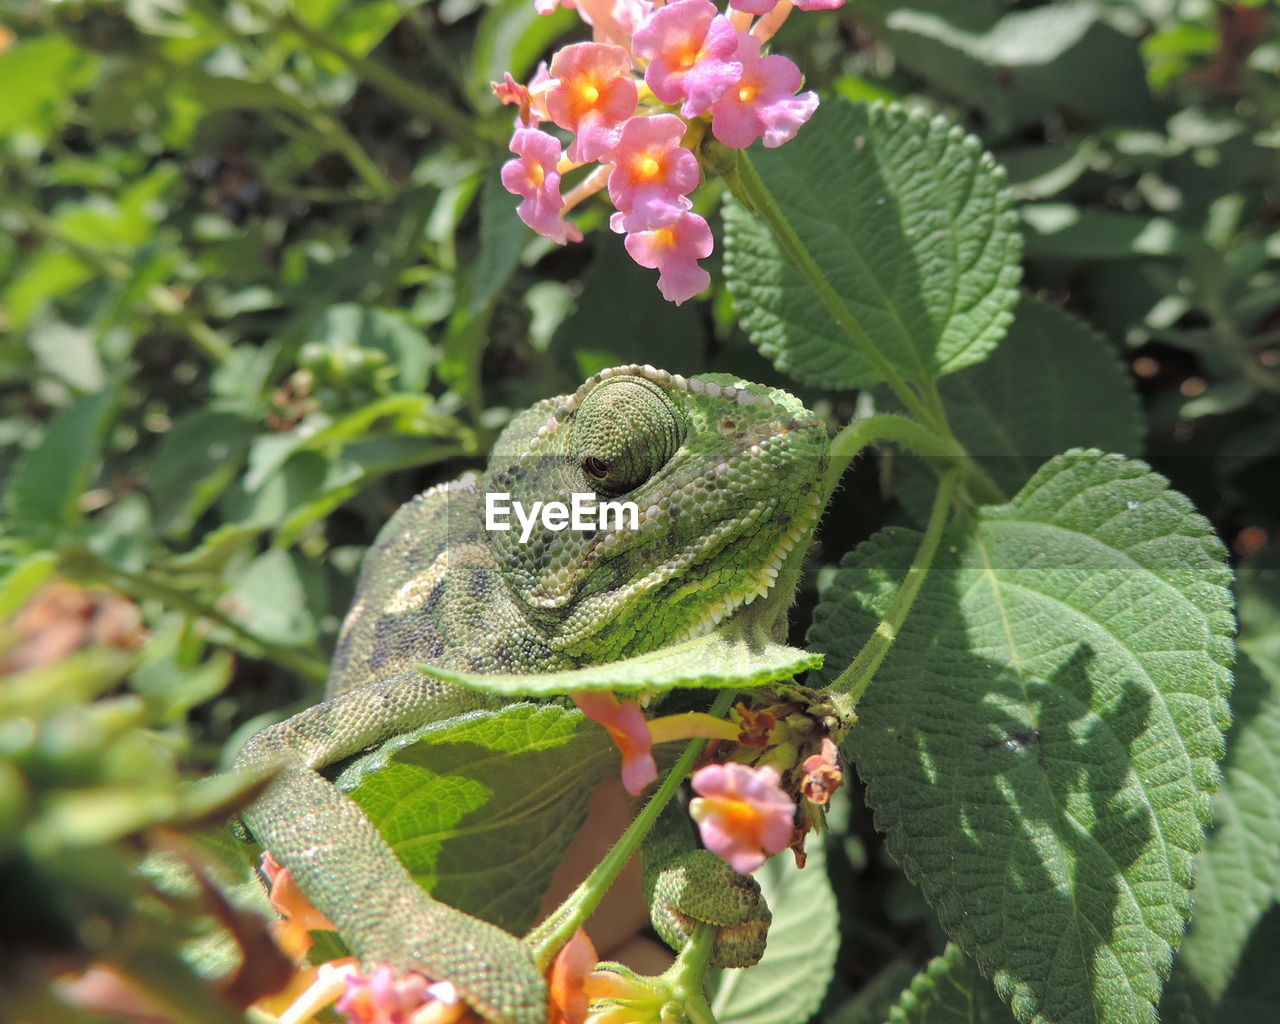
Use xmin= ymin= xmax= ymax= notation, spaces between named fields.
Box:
xmin=634 ymin=154 xmax=662 ymax=181
xmin=705 ymin=796 xmax=761 ymax=837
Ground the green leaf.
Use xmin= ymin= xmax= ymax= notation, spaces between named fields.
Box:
xmin=712 ymin=841 xmax=838 ymax=1024
xmin=339 ymin=704 xmax=615 ymax=934
xmin=874 ymin=3 xmax=1157 ymax=137
xmin=0 ymin=34 xmax=93 ymax=137
xmin=724 ymin=100 xmax=1021 ymax=391
xmin=886 ymin=944 xmax=1017 ymax=1024
xmin=7 ymin=387 xmax=117 ymax=530
xmin=809 ymin=451 xmax=1235 ymax=1024
xmin=890 ymin=293 xmax=1144 ymax=512
xmin=149 ymin=409 xmax=259 ymax=537
xmin=551 ymin=240 xmax=707 ymax=377
xmin=222 ymin=548 xmax=318 ymax=647
xmin=470 ymin=0 xmax=579 ymax=99
xmin=424 ymin=623 xmax=823 ymax=698
xmin=1019 ymin=206 xmax=1201 ymax=260
xmin=470 ymin=172 xmax=530 ymax=315
xmin=310 ymin=304 xmax=434 ymax=393
xmin=1165 ymin=549 xmax=1280 ymax=1011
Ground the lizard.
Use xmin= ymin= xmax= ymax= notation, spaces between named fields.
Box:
xmin=232 ymin=364 xmax=830 ymax=1024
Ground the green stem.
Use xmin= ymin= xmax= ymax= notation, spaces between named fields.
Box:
xmin=526 ymin=690 xmax=738 ymax=969
xmin=66 ymin=550 xmax=329 ymax=683
xmin=722 ymin=151 xmax=938 ymax=431
xmin=276 ymin=9 xmax=488 ymax=149
xmin=306 ymin=111 xmax=397 ymax=201
xmin=823 ymin=467 xmax=960 ymax=706
xmin=10 ymin=204 xmax=233 ymax=366
xmin=667 ymin=923 xmax=719 ymax=1024
xmin=820 ymin=413 xmax=1004 ymax=511
xmin=821 ymin=414 xmax=961 ymax=503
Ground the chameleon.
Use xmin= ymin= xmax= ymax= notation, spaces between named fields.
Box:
xmin=232 ymin=364 xmax=830 ymax=1024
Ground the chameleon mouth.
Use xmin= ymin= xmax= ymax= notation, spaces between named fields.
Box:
xmin=670 ymin=486 xmax=825 ymax=646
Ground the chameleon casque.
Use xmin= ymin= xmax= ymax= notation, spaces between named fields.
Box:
xmin=233 ymin=364 xmax=830 ymax=1024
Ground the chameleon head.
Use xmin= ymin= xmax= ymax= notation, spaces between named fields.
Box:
xmin=481 ymin=365 xmax=829 ymax=663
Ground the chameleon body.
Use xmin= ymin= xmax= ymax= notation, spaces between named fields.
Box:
xmin=233 ymin=365 xmax=828 ymax=1024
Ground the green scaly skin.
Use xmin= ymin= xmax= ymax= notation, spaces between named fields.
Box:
xmin=233 ymin=366 xmax=829 ymax=1024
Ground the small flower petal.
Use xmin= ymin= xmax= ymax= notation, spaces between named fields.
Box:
xmin=547 ymin=43 xmax=638 ymax=162
xmin=607 ymin=113 xmax=700 ymax=232
xmin=575 ymin=0 xmax=656 ymax=48
xmin=689 ymin=762 xmax=794 ymax=874
xmin=261 ymin=851 xmax=336 ymax=960
xmin=633 ymin=0 xmax=743 ymax=118
xmin=728 ymin=0 xmax=779 ymax=13
xmin=335 ymin=968 xmax=476 ymax=1024
xmin=573 ymin=691 xmax=658 ymax=794
xmin=623 ymin=213 xmax=713 ymax=306
xmin=548 ymin=928 xmax=599 ymax=1024
xmin=501 ymin=128 xmax=582 ymax=245
xmin=792 ymin=0 xmax=844 ymax=9
xmin=709 ymin=32 xmax=818 ymax=149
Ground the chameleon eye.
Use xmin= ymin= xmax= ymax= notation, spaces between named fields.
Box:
xmin=571 ymin=378 xmax=685 ymax=495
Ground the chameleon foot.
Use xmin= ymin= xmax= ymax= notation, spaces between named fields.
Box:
xmin=648 ymin=849 xmax=771 ymax=968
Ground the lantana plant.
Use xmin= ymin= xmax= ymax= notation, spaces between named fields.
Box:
xmin=495 ymin=0 xmax=840 ymax=303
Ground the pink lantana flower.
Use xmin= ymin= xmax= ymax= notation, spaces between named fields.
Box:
xmin=728 ymin=0 xmax=779 ymax=14
xmin=501 ymin=129 xmax=583 ymax=245
xmin=336 ymin=968 xmax=476 ymax=1024
xmin=573 ymin=691 xmax=658 ymax=794
xmin=709 ymin=32 xmax=818 ymax=149
xmin=632 ymin=0 xmax=743 ymax=118
xmin=607 ymin=113 xmax=700 ymax=232
xmin=573 ymin=0 xmax=656 ymax=48
xmin=624 ymin=212 xmax=713 ymax=305
xmin=547 ymin=43 xmax=638 ymax=161
xmin=689 ymin=762 xmax=794 ymax=874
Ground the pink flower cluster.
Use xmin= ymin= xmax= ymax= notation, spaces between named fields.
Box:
xmin=496 ymin=0 xmax=838 ymax=304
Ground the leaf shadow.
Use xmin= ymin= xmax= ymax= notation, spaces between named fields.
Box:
xmin=845 ymin=560 xmax=1175 ymax=1023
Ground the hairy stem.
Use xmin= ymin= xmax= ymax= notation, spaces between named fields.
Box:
xmin=65 ymin=550 xmax=329 ymax=683
xmin=526 ymin=689 xmax=737 ymax=968
xmin=823 ymin=467 xmax=960 ymax=706
xmin=822 ymin=414 xmax=1005 ymax=509
xmin=668 ymin=923 xmax=719 ymax=1024
xmin=722 ymin=152 xmax=938 ymax=431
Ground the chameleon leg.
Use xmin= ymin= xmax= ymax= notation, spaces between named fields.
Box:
xmin=233 ymin=676 xmax=547 ymax=1024
xmin=641 ymin=797 xmax=771 ymax=968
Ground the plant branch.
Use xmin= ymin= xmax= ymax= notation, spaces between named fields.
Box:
xmin=526 ymin=689 xmax=737 ymax=968
xmin=722 ymin=151 xmax=939 ymax=431
xmin=822 ymin=467 xmax=960 ymax=705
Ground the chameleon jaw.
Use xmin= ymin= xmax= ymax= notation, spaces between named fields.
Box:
xmin=670 ymin=487 xmax=824 ymax=646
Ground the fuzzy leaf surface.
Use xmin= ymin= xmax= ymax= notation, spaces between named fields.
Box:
xmin=888 ymin=293 xmax=1143 ymax=520
xmin=809 ymin=451 xmax=1234 ymax=1024
xmin=887 ymin=944 xmax=1018 ymax=1024
xmin=1165 ymin=549 xmax=1280 ymax=1011
xmin=425 ymin=623 xmax=821 ymax=697
xmin=338 ymin=704 xmax=614 ymax=935
xmin=723 ymin=99 xmax=1020 ymax=390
